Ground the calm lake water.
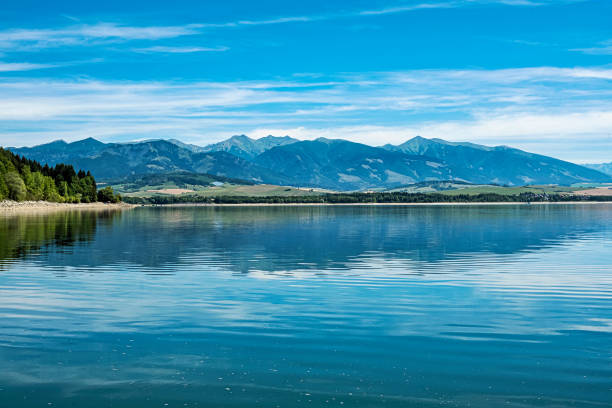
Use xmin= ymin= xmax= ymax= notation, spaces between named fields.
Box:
xmin=0 ymin=205 xmax=611 ymax=407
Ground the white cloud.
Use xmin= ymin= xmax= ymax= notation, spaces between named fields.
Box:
xmin=249 ymin=110 xmax=612 ymax=145
xmin=0 ymin=62 xmax=58 ymax=72
xmin=416 ymin=111 xmax=612 ymax=142
xmin=571 ymin=40 xmax=612 ymax=56
xmin=575 ymin=46 xmax=612 ymax=55
xmin=0 ymin=58 xmax=102 ymax=72
xmin=234 ymin=16 xmax=314 ymax=25
xmin=0 ymin=1 xmax=583 ymax=52
xmin=133 ymin=46 xmax=229 ymax=53
xmin=359 ymin=2 xmax=456 ymax=15
xmin=0 ymin=66 xmax=610 ymax=161
xmin=247 ymin=110 xmax=612 ymax=162
xmin=387 ymin=67 xmax=612 ymax=83
xmin=358 ymin=0 xmax=578 ymax=16
xmin=0 ymin=23 xmax=202 ymax=50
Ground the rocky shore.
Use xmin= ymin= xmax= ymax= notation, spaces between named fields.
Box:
xmin=0 ymin=200 xmax=135 ymax=213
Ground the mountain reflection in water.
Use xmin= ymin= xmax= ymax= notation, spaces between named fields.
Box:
xmin=1 ymin=205 xmax=608 ymax=273
xmin=0 ymin=205 xmax=610 ymax=408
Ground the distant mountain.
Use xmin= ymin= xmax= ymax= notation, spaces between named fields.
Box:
xmin=10 ymin=139 xmax=291 ymax=184
xmin=8 ymin=135 xmax=611 ymax=190
xmin=201 ymin=135 xmax=299 ymax=160
xmin=108 ymin=171 xmax=255 ymax=193
xmin=166 ymin=139 xmax=207 ymax=153
xmin=584 ymin=162 xmax=612 ymax=176
xmin=10 ymin=137 xmax=107 ymax=165
xmin=383 ymin=136 xmax=611 ymax=186
xmin=254 ymin=138 xmax=452 ymax=190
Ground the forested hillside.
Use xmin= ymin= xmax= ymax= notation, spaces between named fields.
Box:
xmin=0 ymin=147 xmax=118 ymax=203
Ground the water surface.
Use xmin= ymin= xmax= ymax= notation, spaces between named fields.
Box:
xmin=0 ymin=205 xmax=611 ymax=407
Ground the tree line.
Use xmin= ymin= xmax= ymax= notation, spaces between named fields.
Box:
xmin=0 ymin=147 xmax=120 ymax=203
xmin=123 ymin=191 xmax=612 ymax=205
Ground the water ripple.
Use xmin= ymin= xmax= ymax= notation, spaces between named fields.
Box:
xmin=0 ymin=205 xmax=610 ymax=407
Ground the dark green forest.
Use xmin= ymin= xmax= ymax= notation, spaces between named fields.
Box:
xmin=0 ymin=147 xmax=120 ymax=203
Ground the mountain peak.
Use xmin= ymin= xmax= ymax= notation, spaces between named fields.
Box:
xmin=314 ymin=137 xmax=343 ymax=144
xmin=259 ymin=135 xmax=296 ymax=142
xmin=69 ymin=137 xmax=105 ymax=147
xmin=400 ymin=136 xmax=436 ymax=146
xmin=48 ymin=139 xmax=69 ymax=146
xmin=202 ymin=134 xmax=298 ymax=160
xmin=429 ymin=138 xmax=494 ymax=151
xmin=228 ymin=134 xmax=253 ymax=142
xmin=395 ymin=136 xmax=495 ymax=152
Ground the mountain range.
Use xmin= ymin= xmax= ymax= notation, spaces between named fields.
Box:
xmin=584 ymin=162 xmax=612 ymax=176
xmin=8 ymin=135 xmax=611 ymax=190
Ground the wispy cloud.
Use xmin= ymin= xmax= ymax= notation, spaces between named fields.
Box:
xmin=247 ymin=110 xmax=612 ymax=162
xmin=0 ymin=1 xmax=579 ymax=52
xmin=133 ymin=46 xmax=229 ymax=53
xmin=61 ymin=14 xmax=81 ymax=22
xmin=0 ymin=66 xmax=610 ymax=161
xmin=0 ymin=62 xmax=59 ymax=72
xmin=248 ymin=110 xmax=612 ymax=146
xmin=493 ymin=0 xmax=544 ymax=5
xmin=0 ymin=58 xmax=103 ymax=72
xmin=233 ymin=16 xmax=315 ymax=26
xmin=358 ymin=0 xmax=579 ymax=15
xmin=359 ymin=2 xmax=456 ymax=16
xmin=509 ymin=39 xmax=549 ymax=46
xmin=0 ymin=23 xmax=202 ymax=50
xmin=571 ymin=40 xmax=612 ymax=55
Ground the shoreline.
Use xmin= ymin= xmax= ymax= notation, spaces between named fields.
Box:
xmin=2 ymin=200 xmax=610 ymax=213
xmin=0 ymin=200 xmax=135 ymax=214
xmin=141 ymin=201 xmax=612 ymax=207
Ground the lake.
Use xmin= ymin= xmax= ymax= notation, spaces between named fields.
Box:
xmin=0 ymin=205 xmax=611 ymax=407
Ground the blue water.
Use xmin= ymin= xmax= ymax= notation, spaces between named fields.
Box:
xmin=0 ymin=205 xmax=611 ymax=407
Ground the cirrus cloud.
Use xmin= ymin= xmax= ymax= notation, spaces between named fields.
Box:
xmin=0 ymin=66 xmax=610 ymax=161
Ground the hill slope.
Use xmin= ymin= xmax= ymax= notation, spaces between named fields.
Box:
xmin=0 ymin=147 xmax=99 ymax=202
xmin=8 ymin=136 xmax=611 ymax=190
xmin=584 ymin=162 xmax=612 ymax=176
xmin=383 ymin=136 xmax=611 ymax=185
xmin=253 ymin=138 xmax=452 ymax=190
xmin=11 ymin=137 xmax=107 ymax=165
xmin=11 ymin=139 xmax=291 ymax=184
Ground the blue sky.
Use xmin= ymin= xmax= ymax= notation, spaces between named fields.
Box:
xmin=0 ymin=0 xmax=611 ymax=162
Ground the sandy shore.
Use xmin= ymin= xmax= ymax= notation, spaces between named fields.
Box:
xmin=0 ymin=200 xmax=135 ymax=214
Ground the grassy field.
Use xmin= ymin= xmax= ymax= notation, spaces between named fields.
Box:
xmin=111 ymin=172 xmax=597 ymax=199
xmin=386 ymin=181 xmax=476 ymax=193
xmin=119 ymin=183 xmax=588 ymax=198
xmin=181 ymin=184 xmax=329 ymax=197
xmin=108 ymin=171 xmax=334 ymax=198
xmin=439 ymin=185 xmax=585 ymax=196
xmin=118 ymin=183 xmax=329 ymax=198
